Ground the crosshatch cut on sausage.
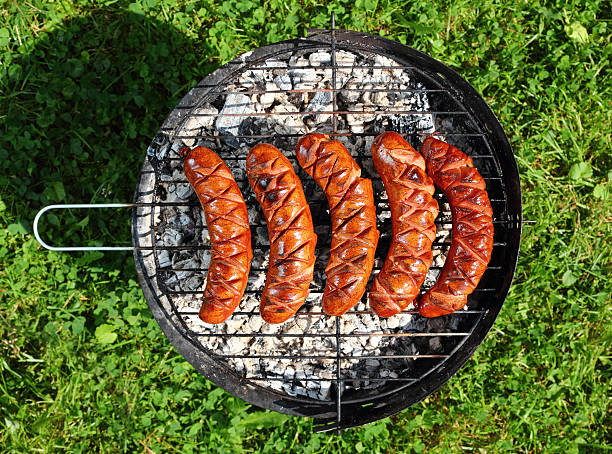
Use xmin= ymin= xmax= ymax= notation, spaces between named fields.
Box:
xmin=247 ymin=143 xmax=317 ymax=324
xmin=296 ymin=133 xmax=379 ymax=316
xmin=181 ymin=146 xmax=253 ymax=324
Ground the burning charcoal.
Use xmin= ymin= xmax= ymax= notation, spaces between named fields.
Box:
xmin=268 ymin=103 xmax=306 ymax=135
xmin=237 ymin=116 xmax=267 ymax=148
xmin=178 ymin=104 xmax=218 ymax=147
xmin=216 ymin=93 xmax=255 ymax=148
xmin=273 ymin=74 xmax=292 ymax=91
xmin=225 ymin=317 xmax=245 ymax=334
xmin=161 ymin=229 xmax=183 ymax=246
xmin=309 ymin=51 xmax=331 ymax=66
xmin=183 ymin=275 xmax=203 ymax=292
xmin=226 ymin=336 xmax=250 ymax=354
xmin=247 ymin=316 xmax=263 ymax=332
xmin=158 ymin=250 xmax=171 ymax=268
xmin=248 ymin=272 xmax=267 ymax=291
xmin=305 ymin=90 xmax=332 ymax=124
xmin=386 ymin=316 xmax=400 ymax=330
xmin=368 ymin=335 xmax=382 ymax=349
xmin=340 ymin=78 xmax=361 ymax=104
xmin=259 ymin=83 xmax=277 ymax=108
xmin=237 ymin=74 xmax=256 ymax=90
xmin=429 ymin=337 xmax=443 ymax=352
xmin=288 ymin=55 xmax=309 ymax=67
xmin=296 ymin=316 xmax=311 ymax=332
xmin=147 ymin=132 xmax=170 ymax=161
xmin=346 ymin=104 xmax=376 ymax=133
xmin=255 ymin=227 xmax=269 ymax=246
xmin=372 ymin=90 xmax=389 ymax=106
xmin=335 ymin=51 xmax=356 ymax=76
xmin=290 ymin=68 xmax=318 ymax=85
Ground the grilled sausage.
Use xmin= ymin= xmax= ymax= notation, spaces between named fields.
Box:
xmin=181 ymin=146 xmax=253 ymax=324
xmin=418 ymin=136 xmax=494 ymax=317
xmin=369 ymin=132 xmax=439 ymax=317
xmin=246 ymin=144 xmax=317 ymax=323
xmin=296 ymin=134 xmax=379 ymax=316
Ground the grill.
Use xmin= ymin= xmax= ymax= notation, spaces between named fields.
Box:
xmin=130 ymin=19 xmax=522 ymax=432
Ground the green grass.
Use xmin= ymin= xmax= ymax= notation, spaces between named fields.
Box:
xmin=0 ymin=0 xmax=610 ymax=452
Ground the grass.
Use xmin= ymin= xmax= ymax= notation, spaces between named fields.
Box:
xmin=0 ymin=0 xmax=610 ymax=452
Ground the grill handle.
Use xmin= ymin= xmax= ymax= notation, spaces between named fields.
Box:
xmin=33 ymin=203 xmax=537 ymax=252
xmin=33 ymin=203 xmax=135 ymax=252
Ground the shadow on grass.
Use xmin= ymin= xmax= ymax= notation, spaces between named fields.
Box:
xmin=1 ymin=6 xmax=215 ymax=274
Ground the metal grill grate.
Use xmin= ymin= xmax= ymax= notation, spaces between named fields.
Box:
xmin=132 ymin=17 xmax=521 ymax=432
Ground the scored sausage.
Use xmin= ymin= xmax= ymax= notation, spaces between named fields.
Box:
xmin=296 ymin=134 xmax=379 ymax=316
xmin=418 ymin=136 xmax=494 ymax=317
xmin=181 ymin=146 xmax=253 ymax=324
xmin=369 ymin=132 xmax=439 ymax=317
xmin=246 ymin=144 xmax=317 ymax=323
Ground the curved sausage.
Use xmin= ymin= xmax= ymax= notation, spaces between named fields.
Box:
xmin=369 ymin=132 xmax=439 ymax=317
xmin=296 ymin=134 xmax=379 ymax=316
xmin=418 ymin=136 xmax=494 ymax=317
xmin=246 ymin=144 xmax=317 ymax=323
xmin=181 ymin=146 xmax=252 ymax=324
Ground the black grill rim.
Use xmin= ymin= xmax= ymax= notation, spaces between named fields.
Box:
xmin=131 ymin=28 xmax=522 ymax=432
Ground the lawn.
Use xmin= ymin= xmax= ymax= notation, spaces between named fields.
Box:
xmin=0 ymin=0 xmax=610 ymax=452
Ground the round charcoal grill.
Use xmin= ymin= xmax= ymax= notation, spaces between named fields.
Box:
xmin=131 ymin=22 xmax=522 ymax=432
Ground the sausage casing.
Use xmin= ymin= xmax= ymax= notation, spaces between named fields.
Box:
xmin=296 ymin=134 xmax=379 ymax=316
xmin=246 ymin=144 xmax=317 ymax=323
xmin=370 ymin=132 xmax=439 ymax=317
xmin=418 ymin=136 xmax=494 ymax=317
xmin=182 ymin=146 xmax=252 ymax=324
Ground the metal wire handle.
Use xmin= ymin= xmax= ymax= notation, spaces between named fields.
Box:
xmin=33 ymin=203 xmax=135 ymax=251
xmin=32 ymin=202 xmax=535 ymax=253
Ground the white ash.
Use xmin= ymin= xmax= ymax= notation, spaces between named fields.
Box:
xmin=143 ymin=48 xmax=468 ymax=403
xmin=178 ymin=104 xmax=218 ymax=148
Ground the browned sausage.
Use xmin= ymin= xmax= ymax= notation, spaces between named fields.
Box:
xmin=369 ymin=132 xmax=439 ymax=317
xmin=246 ymin=144 xmax=317 ymax=323
xmin=181 ymin=146 xmax=252 ymax=324
xmin=296 ymin=133 xmax=379 ymax=316
xmin=418 ymin=136 xmax=494 ymax=317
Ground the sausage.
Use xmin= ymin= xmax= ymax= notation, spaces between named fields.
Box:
xmin=418 ymin=136 xmax=494 ymax=317
xmin=369 ymin=132 xmax=439 ymax=317
xmin=296 ymin=134 xmax=379 ymax=316
xmin=181 ymin=146 xmax=253 ymax=324
xmin=246 ymin=144 xmax=317 ymax=323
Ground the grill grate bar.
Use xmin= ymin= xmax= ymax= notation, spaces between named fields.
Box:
xmin=330 ymin=14 xmax=343 ymax=434
xmin=215 ymin=354 xmax=449 ymax=359
xmin=159 ymin=130 xmax=488 ymax=138
xmin=215 ymin=64 xmax=441 ymax=71
xmin=134 ymin=241 xmax=507 ymax=251
xmin=245 ymin=377 xmax=420 ymax=382
xmin=172 ymin=287 xmax=496 ymax=294
xmin=152 ymin=218 xmax=511 ymax=229
xmin=176 ymin=309 xmax=486 ymax=316
xmin=167 ymin=265 xmax=503 ymax=273
xmin=180 ymin=110 xmax=469 ymax=118
xmin=187 ymin=332 xmax=471 ymax=338
xmin=189 ymin=87 xmax=450 ymax=96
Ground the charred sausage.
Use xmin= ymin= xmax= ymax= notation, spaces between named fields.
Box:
xmin=246 ymin=144 xmax=317 ymax=323
xmin=296 ymin=134 xmax=379 ymax=316
xmin=182 ymin=146 xmax=253 ymax=324
xmin=418 ymin=136 xmax=494 ymax=317
xmin=369 ymin=132 xmax=439 ymax=317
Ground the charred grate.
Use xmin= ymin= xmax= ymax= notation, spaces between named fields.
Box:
xmin=132 ymin=17 xmax=521 ymax=432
